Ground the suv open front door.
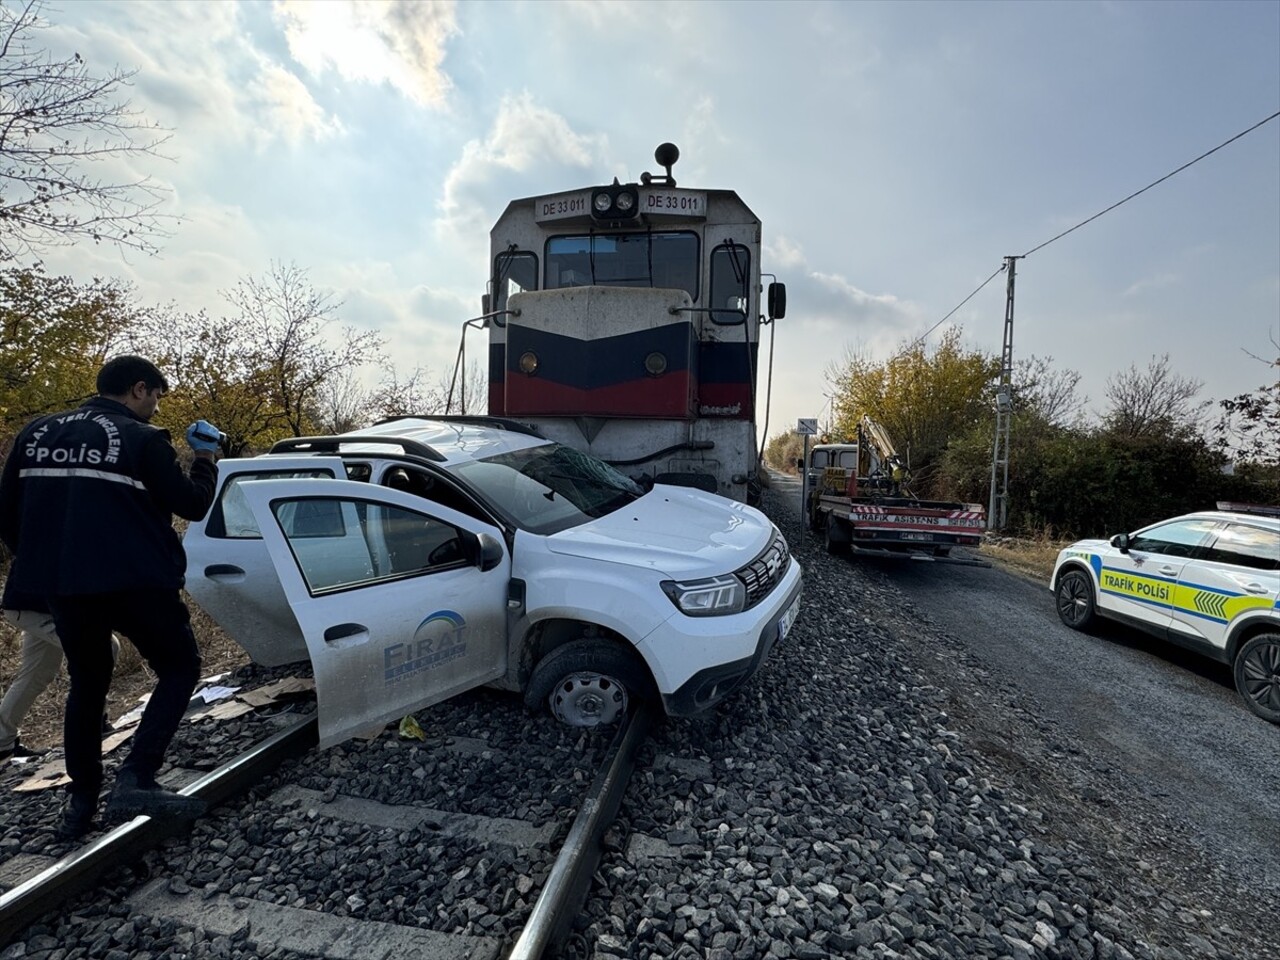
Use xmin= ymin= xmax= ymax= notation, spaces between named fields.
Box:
xmin=238 ymin=478 xmax=511 ymax=748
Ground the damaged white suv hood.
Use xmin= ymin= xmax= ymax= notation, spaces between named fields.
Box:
xmin=543 ymin=484 xmax=778 ymax=578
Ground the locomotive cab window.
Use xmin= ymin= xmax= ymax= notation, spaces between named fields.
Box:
xmin=710 ymin=242 xmax=751 ymax=325
xmin=546 ymin=232 xmax=698 ymax=297
xmin=493 ymin=250 xmax=538 ymax=313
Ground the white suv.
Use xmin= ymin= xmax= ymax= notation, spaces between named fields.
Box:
xmin=183 ymin=417 xmax=802 ymax=747
xmin=1051 ymin=503 xmax=1280 ymax=724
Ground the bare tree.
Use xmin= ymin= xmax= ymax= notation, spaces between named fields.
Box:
xmin=369 ymin=360 xmax=486 ymax=422
xmin=1213 ymin=334 xmax=1280 ymax=469
xmin=134 ymin=264 xmax=386 ymax=451
xmin=311 ymin=365 xmax=372 ymax=436
xmin=0 ymin=0 xmax=171 ymax=261
xmin=1015 ymin=355 xmax=1086 ymax=427
xmin=226 ymin=262 xmax=384 ymax=436
xmin=369 ymin=365 xmax=443 ymax=422
xmin=1103 ymin=353 xmax=1207 ymax=439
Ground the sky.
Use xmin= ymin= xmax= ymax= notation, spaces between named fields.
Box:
xmin=31 ymin=0 xmax=1280 ymax=447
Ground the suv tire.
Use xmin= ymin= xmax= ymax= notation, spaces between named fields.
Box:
xmin=524 ymin=638 xmax=652 ymax=727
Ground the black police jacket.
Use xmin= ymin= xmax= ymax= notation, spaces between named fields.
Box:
xmin=0 ymin=397 xmax=218 ymax=597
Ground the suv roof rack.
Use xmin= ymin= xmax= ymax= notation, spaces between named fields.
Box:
xmin=1216 ymin=501 xmax=1280 ymax=519
xmin=269 ymin=435 xmax=446 ymax=462
xmin=372 ymin=414 xmax=546 ymax=439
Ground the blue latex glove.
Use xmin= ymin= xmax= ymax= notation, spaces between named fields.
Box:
xmin=185 ymin=420 xmax=223 ymax=453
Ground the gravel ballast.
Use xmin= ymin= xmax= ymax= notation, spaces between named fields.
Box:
xmin=577 ymin=487 xmax=1273 ymax=960
xmin=3 ymin=486 xmax=1274 ymax=959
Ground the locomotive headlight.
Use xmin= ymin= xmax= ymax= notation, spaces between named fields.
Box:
xmin=591 ymin=186 xmax=640 ymax=221
xmin=661 ymin=575 xmax=746 ymax=617
xmin=518 ymin=351 xmax=539 ymax=374
xmin=644 ymin=351 xmax=667 ymax=376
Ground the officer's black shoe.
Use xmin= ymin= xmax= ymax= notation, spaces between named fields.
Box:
xmin=55 ymin=793 xmax=98 ymax=840
xmin=0 ymin=738 xmax=49 ymax=762
xmin=105 ymin=771 xmax=207 ymax=821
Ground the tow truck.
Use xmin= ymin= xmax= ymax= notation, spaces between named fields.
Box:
xmin=803 ymin=416 xmax=989 ymax=565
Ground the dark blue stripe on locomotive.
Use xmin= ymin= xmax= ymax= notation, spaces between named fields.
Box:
xmin=506 ymin=323 xmax=694 ymax=386
xmin=698 ymin=340 xmax=758 ymax=384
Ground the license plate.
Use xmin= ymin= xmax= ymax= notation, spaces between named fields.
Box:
xmin=900 ymin=532 xmax=934 ymax=541
xmin=778 ymin=597 xmax=800 ymax=642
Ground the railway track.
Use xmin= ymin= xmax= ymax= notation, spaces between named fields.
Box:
xmin=0 ymin=678 xmax=653 ymax=960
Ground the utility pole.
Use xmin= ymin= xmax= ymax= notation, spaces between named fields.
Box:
xmin=988 ymin=256 xmax=1020 ymax=531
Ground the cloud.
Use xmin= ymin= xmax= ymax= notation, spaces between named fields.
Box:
xmin=45 ymin=3 xmax=342 ymax=157
xmin=1121 ymin=272 xmax=1179 ymax=298
xmin=35 ymin=195 xmax=272 ymax=318
xmin=765 ymin=235 xmax=921 ymax=333
xmin=248 ymin=63 xmax=346 ymax=145
xmin=434 ymin=94 xmax=608 ymax=259
xmin=274 ymin=0 xmax=458 ymax=108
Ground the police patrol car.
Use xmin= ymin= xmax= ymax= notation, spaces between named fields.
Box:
xmin=182 ymin=416 xmax=802 ymax=748
xmin=1051 ymin=503 xmax=1280 ymax=724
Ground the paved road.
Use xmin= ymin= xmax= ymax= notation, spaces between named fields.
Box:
xmin=770 ymin=471 xmax=1280 ymax=902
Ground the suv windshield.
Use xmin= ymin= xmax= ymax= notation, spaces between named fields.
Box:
xmin=448 ymin=442 xmax=643 ymax=534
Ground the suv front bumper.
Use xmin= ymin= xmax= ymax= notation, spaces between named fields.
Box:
xmin=658 ymin=567 xmax=803 ymax=717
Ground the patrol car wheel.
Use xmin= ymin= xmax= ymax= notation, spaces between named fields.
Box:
xmin=1055 ymin=569 xmax=1096 ymax=631
xmin=1233 ymin=634 xmax=1280 ymax=725
xmin=524 ymin=639 xmax=651 ymax=728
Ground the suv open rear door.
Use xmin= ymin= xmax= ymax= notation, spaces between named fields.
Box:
xmin=185 ymin=456 xmax=348 ymax=667
xmin=237 ymin=478 xmax=510 ymax=748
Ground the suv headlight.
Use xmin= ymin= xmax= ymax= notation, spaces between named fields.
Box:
xmin=661 ymin=575 xmax=746 ymax=617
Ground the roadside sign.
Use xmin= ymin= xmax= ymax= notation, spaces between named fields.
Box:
xmin=797 ymin=418 xmax=818 ymax=436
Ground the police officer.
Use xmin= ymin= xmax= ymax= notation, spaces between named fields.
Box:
xmin=0 ymin=355 xmax=221 ymax=838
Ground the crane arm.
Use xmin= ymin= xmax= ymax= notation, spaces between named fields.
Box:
xmin=859 ymin=415 xmax=899 ymax=462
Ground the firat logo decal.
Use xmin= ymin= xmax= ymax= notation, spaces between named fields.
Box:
xmin=383 ymin=610 xmax=468 ymax=684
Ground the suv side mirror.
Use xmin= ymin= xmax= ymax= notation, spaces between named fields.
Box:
xmin=1110 ymin=533 xmax=1130 ymax=553
xmin=477 ymin=533 xmax=504 ymax=572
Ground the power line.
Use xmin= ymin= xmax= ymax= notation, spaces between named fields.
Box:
xmin=1021 ymin=109 xmax=1280 ymax=258
xmin=900 ymin=108 xmax=1279 ymax=355
xmin=902 ymin=265 xmax=1004 ymax=353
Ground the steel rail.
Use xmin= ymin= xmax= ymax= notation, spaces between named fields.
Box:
xmin=507 ymin=705 xmax=653 ymax=960
xmin=0 ymin=715 xmax=317 ymax=947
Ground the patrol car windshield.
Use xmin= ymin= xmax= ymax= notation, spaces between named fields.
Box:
xmin=448 ymin=443 xmax=643 ymax=535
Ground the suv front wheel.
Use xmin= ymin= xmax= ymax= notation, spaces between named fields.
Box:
xmin=524 ymin=638 xmax=653 ymax=727
xmin=1234 ymin=633 xmax=1280 ymax=725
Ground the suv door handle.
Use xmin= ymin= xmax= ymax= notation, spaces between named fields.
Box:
xmin=324 ymin=623 xmax=368 ymax=644
xmin=1243 ymin=583 xmax=1268 ymax=595
xmin=1158 ymin=565 xmax=1178 ymax=576
xmin=204 ymin=564 xmax=246 ymax=582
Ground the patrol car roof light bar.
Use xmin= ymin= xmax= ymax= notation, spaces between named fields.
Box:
xmin=1216 ymin=501 xmax=1280 ymax=518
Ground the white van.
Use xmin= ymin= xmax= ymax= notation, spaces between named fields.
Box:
xmin=183 ymin=417 xmax=802 ymax=748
